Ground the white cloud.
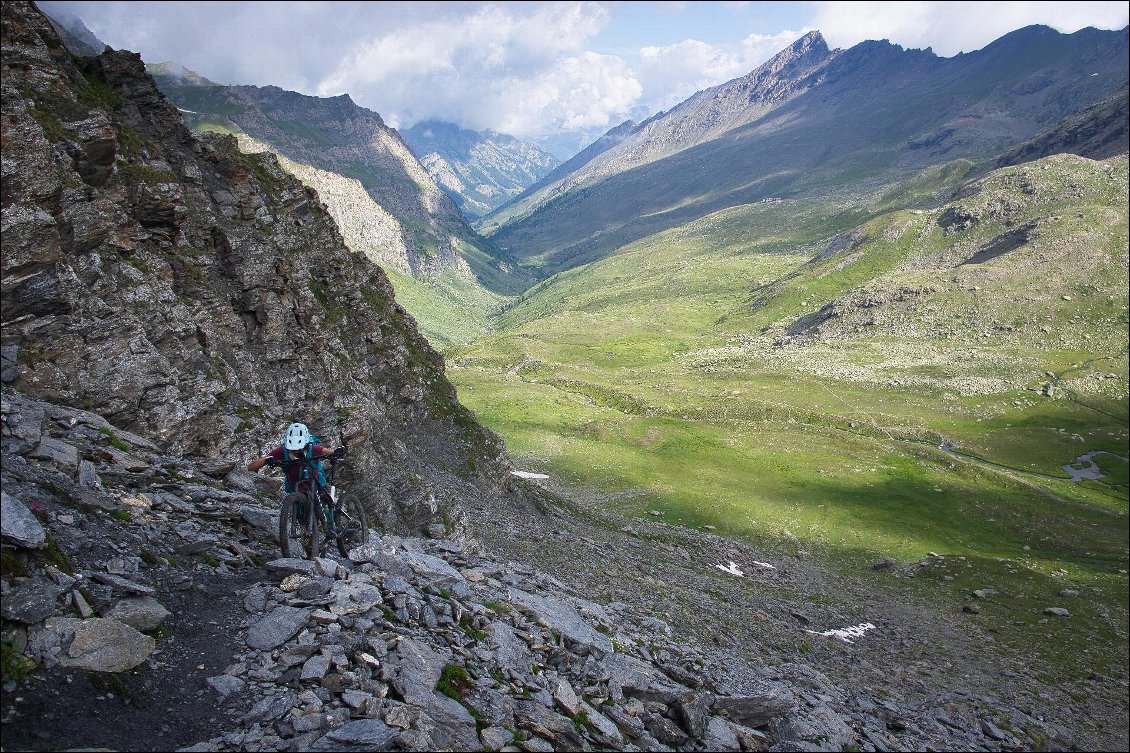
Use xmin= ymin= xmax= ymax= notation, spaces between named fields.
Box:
xmin=635 ymin=29 xmax=809 ymax=113
xmin=314 ymin=2 xmax=627 ymax=137
xmin=35 ymin=0 xmax=1129 ymax=142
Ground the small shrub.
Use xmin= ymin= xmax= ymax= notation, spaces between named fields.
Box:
xmin=1 ymin=546 xmax=28 ymax=578
xmin=109 ymin=510 xmax=132 ymax=522
xmin=145 ymin=624 xmax=170 ymax=640
xmin=139 ymin=548 xmax=163 ymax=567
xmin=1 ymin=641 xmax=38 ymax=685
xmin=436 ymin=663 xmax=472 ymax=702
xmin=482 ymin=600 xmax=511 ymax=614
xmin=44 ymin=533 xmax=73 ymax=574
xmin=200 ymin=553 xmax=220 ymax=568
xmin=459 ymin=617 xmax=488 ymax=642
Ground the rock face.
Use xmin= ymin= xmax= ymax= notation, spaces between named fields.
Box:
xmin=0 ymin=0 xmax=509 ymax=536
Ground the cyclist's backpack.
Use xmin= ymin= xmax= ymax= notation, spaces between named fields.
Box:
xmin=281 ymin=434 xmax=327 ymax=493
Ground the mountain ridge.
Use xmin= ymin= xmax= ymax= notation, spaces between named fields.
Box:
xmin=485 ymin=24 xmax=1129 ymax=276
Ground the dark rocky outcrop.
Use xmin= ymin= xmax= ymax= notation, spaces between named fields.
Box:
xmin=1 ymin=0 xmax=508 ymax=537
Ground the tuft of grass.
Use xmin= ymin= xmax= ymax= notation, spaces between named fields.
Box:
xmin=436 ymin=663 xmax=472 ymax=702
xmin=1 ymin=641 xmax=38 ymax=685
xmin=98 ymin=426 xmax=130 ymax=452
xmin=481 ymin=599 xmax=511 ymax=614
xmin=200 ymin=553 xmax=220 ymax=568
xmin=458 ymin=616 xmax=488 ymax=642
xmin=139 ymin=548 xmax=163 ymax=567
xmin=109 ymin=510 xmax=132 ymax=523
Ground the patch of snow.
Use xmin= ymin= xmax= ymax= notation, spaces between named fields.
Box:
xmin=806 ymin=622 xmax=876 ymax=643
xmin=751 ymin=560 xmax=776 ymax=570
xmin=716 ymin=561 xmax=744 ymax=577
xmin=510 ymin=471 xmax=549 ymax=480
xmin=177 ymin=108 xmax=198 ymax=114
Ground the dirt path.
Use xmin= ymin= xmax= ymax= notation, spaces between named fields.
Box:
xmin=1 ymin=567 xmax=266 ymax=752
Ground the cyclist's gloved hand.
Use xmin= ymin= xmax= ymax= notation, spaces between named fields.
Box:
xmin=265 ymin=456 xmax=281 ymax=468
xmin=332 ymin=446 xmax=348 ymax=458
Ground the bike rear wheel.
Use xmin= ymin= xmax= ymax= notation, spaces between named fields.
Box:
xmin=334 ymin=492 xmax=369 ymax=557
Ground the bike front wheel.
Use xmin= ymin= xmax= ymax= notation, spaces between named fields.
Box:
xmin=335 ymin=492 xmax=369 ymax=558
xmin=279 ymin=491 xmax=320 ymax=560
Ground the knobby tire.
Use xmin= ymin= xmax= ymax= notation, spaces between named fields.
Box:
xmin=335 ymin=492 xmax=369 ymax=557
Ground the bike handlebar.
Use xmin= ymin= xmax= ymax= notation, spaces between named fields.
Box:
xmin=265 ymin=447 xmax=346 ymax=469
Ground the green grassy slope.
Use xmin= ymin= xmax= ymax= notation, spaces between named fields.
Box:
xmin=449 ymin=152 xmax=1129 ymax=676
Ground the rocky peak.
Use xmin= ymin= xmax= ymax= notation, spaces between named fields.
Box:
xmin=147 ymin=60 xmax=217 ymax=87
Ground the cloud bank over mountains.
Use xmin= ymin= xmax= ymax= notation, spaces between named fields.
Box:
xmin=39 ymin=1 xmax=1129 ymax=140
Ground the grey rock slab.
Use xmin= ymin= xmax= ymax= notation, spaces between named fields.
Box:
xmin=645 ymin=712 xmax=691 ymax=747
xmin=77 ymin=459 xmax=103 ymax=489
xmin=0 ymin=578 xmax=67 ymax=623
xmin=59 ymin=617 xmax=155 ymax=672
xmin=91 ymin=571 xmax=156 ymax=595
xmin=702 ymin=716 xmax=741 ymax=751
xmin=673 ymin=691 xmax=712 ymax=737
xmin=399 ymin=547 xmax=464 ymax=585
xmin=464 ymin=686 xmax=517 ymax=727
xmin=1044 ymin=607 xmax=1071 ymax=617
xmin=480 ymin=725 xmax=515 ymax=751
xmin=553 ymin=678 xmax=581 ymax=716
xmin=387 ymin=637 xmax=446 ymax=705
xmin=513 ymin=699 xmax=586 ymax=750
xmin=507 ymin=586 xmax=612 ymax=657
xmin=301 ymin=653 xmax=333 ymax=681
xmin=246 ymin=606 xmax=311 ymax=650
xmin=330 ymin=580 xmax=383 ymax=613
xmin=309 ymin=719 xmax=399 ymax=751
xmin=422 ymin=693 xmax=481 ymax=752
xmin=265 ymin=557 xmax=317 ymax=575
xmin=1 ymin=491 xmax=46 ymax=549
xmin=489 ymin=621 xmax=534 ymax=678
xmin=606 ymin=653 xmax=686 ymax=704
xmin=207 ymin=674 xmax=247 ymax=699
xmin=580 ymin=702 xmax=623 ymax=746
xmin=770 ymin=702 xmax=856 ymax=751
xmin=244 ymin=584 xmax=269 ymax=613
xmin=240 ymin=506 xmax=278 ymax=535
xmin=31 ymin=436 xmax=79 ymax=469
xmin=105 ymin=595 xmax=171 ymax=631
xmin=241 ymin=692 xmax=298 ymax=724
xmin=713 ymin=691 xmax=796 ymax=727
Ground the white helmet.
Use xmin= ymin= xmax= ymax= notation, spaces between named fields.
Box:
xmin=283 ymin=422 xmax=310 ymax=451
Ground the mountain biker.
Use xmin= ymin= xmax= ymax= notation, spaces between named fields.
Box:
xmin=247 ymin=423 xmax=345 ymax=497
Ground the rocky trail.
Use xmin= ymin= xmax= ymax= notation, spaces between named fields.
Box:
xmin=4 ymin=388 xmax=1127 ymax=753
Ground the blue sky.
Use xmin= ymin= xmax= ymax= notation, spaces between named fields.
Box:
xmin=39 ymin=1 xmax=1129 ymax=147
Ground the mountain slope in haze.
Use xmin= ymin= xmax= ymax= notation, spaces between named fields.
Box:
xmin=487 ymin=25 xmax=1129 ymax=276
xmin=1 ymin=0 xmax=513 ymax=535
xmin=400 ymin=119 xmax=559 ymax=219
xmin=38 ymin=1 xmax=107 ymax=56
xmin=148 ymin=68 xmax=534 ymax=346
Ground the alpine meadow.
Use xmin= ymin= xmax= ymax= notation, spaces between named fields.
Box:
xmin=3 ymin=3 xmax=1128 ymax=751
